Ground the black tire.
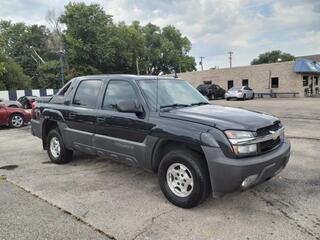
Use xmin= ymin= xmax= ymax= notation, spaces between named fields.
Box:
xmin=226 ymin=98 xmax=230 ymax=101
xmin=9 ymin=113 xmax=24 ymax=128
xmin=46 ymin=128 xmax=73 ymax=164
xmin=242 ymin=94 xmax=246 ymax=101
xmin=251 ymin=93 xmax=255 ymax=100
xmin=158 ymin=149 xmax=211 ymax=208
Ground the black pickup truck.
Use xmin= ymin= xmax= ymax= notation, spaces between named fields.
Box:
xmin=31 ymin=75 xmax=291 ymax=208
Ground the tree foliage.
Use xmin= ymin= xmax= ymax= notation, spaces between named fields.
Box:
xmin=0 ymin=2 xmax=196 ymax=90
xmin=251 ymin=50 xmax=295 ymax=65
xmin=37 ymin=60 xmax=61 ymax=89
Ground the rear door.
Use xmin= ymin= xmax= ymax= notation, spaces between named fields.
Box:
xmin=94 ymin=79 xmax=153 ymax=167
xmin=64 ymin=79 xmax=102 ymax=154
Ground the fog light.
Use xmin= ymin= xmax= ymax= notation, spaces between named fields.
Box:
xmin=233 ymin=144 xmax=257 ymax=155
xmin=241 ymin=174 xmax=258 ymax=189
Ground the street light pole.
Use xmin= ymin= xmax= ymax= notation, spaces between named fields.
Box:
xmin=199 ymin=56 xmax=205 ymax=71
xmin=59 ymin=49 xmax=65 ymax=87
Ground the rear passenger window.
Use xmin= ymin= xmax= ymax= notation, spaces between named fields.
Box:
xmin=103 ymin=80 xmax=138 ymax=110
xmin=73 ymin=80 xmax=101 ymax=108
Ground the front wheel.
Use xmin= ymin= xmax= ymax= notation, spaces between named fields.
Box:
xmin=9 ymin=114 xmax=24 ymax=128
xmin=158 ymin=149 xmax=211 ymax=208
xmin=47 ymin=129 xmax=73 ymax=164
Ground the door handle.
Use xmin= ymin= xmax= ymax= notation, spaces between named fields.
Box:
xmin=97 ymin=116 xmax=105 ymax=123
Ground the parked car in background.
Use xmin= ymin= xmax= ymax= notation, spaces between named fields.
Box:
xmin=0 ymin=98 xmax=23 ymax=108
xmin=0 ymin=103 xmax=31 ymax=128
xmin=225 ymin=86 xmax=255 ymax=101
xmin=17 ymin=96 xmax=37 ymax=109
xmin=196 ymin=82 xmax=226 ymax=100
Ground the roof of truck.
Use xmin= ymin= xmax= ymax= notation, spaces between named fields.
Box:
xmin=77 ymin=74 xmax=182 ymax=81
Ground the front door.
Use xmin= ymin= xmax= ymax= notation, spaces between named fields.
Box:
xmin=0 ymin=107 xmax=7 ymax=125
xmin=94 ymin=79 xmax=153 ymax=167
xmin=64 ymin=79 xmax=102 ymax=154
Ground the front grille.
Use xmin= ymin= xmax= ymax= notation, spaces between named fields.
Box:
xmin=256 ymin=121 xmax=281 ymax=137
xmin=260 ymin=137 xmax=281 ymax=152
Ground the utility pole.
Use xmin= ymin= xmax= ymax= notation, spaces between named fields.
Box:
xmin=228 ymin=51 xmax=233 ymax=68
xmin=199 ymin=56 xmax=205 ymax=71
xmin=136 ymin=56 xmax=140 ymax=75
xmin=59 ymin=49 xmax=65 ymax=87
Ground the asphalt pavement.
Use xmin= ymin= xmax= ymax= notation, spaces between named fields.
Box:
xmin=0 ymin=98 xmax=319 ymax=240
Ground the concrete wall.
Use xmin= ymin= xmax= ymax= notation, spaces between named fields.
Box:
xmin=170 ymin=61 xmax=313 ymax=97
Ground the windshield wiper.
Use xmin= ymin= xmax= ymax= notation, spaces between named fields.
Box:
xmin=160 ymin=103 xmax=189 ymax=110
xmin=189 ymin=102 xmax=209 ymax=106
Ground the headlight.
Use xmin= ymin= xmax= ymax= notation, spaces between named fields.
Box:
xmin=225 ymin=130 xmax=254 ymax=139
xmin=224 ymin=130 xmax=257 ymax=156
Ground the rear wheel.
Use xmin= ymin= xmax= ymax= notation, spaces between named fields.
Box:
xmin=226 ymin=98 xmax=230 ymax=101
xmin=158 ymin=149 xmax=211 ymax=208
xmin=47 ymin=129 xmax=73 ymax=164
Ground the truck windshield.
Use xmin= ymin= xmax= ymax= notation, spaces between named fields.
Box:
xmin=138 ymin=79 xmax=209 ymax=111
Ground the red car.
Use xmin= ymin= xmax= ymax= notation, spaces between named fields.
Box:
xmin=0 ymin=103 xmax=31 ymax=128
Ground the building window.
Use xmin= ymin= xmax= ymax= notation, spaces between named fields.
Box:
xmin=227 ymin=80 xmax=233 ymax=89
xmin=303 ymin=76 xmax=309 ymax=87
xmin=271 ymin=77 xmax=279 ymax=88
xmin=315 ymin=76 xmax=319 ymax=86
xmin=242 ymin=79 xmax=249 ymax=86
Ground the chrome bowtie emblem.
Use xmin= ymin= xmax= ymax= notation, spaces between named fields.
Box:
xmin=269 ymin=130 xmax=280 ymax=140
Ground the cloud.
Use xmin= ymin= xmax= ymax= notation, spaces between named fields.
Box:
xmin=0 ymin=0 xmax=319 ymax=69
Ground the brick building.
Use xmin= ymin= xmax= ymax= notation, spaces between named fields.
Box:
xmin=173 ymin=57 xmax=320 ymax=97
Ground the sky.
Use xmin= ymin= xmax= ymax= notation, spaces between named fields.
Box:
xmin=1 ymin=0 xmax=320 ymax=70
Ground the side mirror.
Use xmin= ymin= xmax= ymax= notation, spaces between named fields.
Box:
xmin=117 ymin=100 xmax=143 ymax=114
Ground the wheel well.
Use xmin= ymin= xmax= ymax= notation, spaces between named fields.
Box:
xmin=42 ymin=120 xmax=58 ymax=149
xmin=151 ymin=139 xmax=207 ymax=173
xmin=9 ymin=112 xmax=23 ymax=119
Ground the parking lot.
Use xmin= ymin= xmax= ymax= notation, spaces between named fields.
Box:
xmin=0 ymin=98 xmax=319 ymax=240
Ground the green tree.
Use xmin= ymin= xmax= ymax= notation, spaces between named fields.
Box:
xmin=37 ymin=60 xmax=61 ymax=88
xmin=59 ymin=2 xmax=114 ymax=75
xmin=0 ymin=55 xmax=31 ymax=90
xmin=0 ymin=20 xmax=51 ymax=87
xmin=251 ymin=50 xmax=295 ymax=65
xmin=142 ymin=24 xmax=196 ymax=75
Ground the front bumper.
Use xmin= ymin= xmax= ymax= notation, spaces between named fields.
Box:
xmin=202 ymin=139 xmax=291 ymax=196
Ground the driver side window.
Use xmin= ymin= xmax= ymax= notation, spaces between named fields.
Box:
xmin=102 ymin=80 xmax=139 ymax=111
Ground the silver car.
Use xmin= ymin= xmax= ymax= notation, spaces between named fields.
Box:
xmin=225 ymin=86 xmax=254 ymax=101
xmin=0 ymin=98 xmax=23 ymax=108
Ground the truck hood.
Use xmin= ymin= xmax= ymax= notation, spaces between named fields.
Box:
xmin=160 ymin=104 xmax=279 ymax=131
